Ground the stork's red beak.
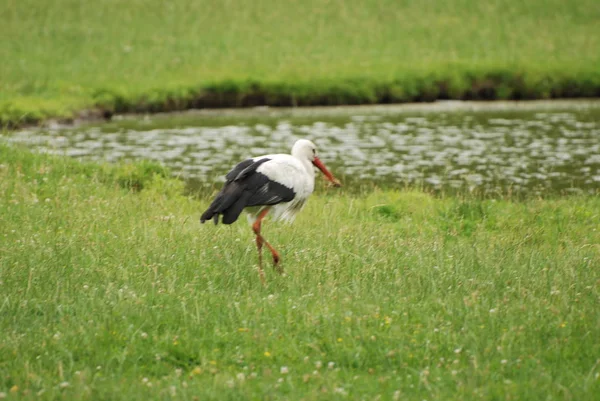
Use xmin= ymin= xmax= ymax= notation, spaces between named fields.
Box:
xmin=313 ymin=156 xmax=342 ymax=187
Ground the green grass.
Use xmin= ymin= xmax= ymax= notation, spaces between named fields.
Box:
xmin=2 ymin=0 xmax=600 ymax=127
xmin=1 ymin=145 xmax=599 ymax=400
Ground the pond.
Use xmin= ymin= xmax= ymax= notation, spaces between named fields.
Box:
xmin=4 ymin=100 xmax=600 ymax=196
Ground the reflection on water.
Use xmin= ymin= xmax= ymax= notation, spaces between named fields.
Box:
xmin=4 ymin=101 xmax=600 ymax=195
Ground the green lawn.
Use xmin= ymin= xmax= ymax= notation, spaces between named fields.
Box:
xmin=1 ymin=144 xmax=599 ymax=400
xmin=2 ymin=0 xmax=600 ymax=126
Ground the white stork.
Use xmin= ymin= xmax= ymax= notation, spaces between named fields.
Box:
xmin=200 ymin=139 xmax=341 ymax=284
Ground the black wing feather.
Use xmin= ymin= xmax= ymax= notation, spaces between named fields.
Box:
xmin=200 ymin=158 xmax=296 ymax=225
xmin=225 ymin=159 xmax=255 ymax=181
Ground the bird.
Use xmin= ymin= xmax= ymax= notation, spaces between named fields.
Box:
xmin=200 ymin=139 xmax=342 ymax=284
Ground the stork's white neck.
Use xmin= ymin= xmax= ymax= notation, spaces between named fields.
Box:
xmin=300 ymin=158 xmax=316 ymax=179
xmin=291 ymin=147 xmax=315 ymax=179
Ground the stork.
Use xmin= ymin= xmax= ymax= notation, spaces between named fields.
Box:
xmin=200 ymin=139 xmax=341 ymax=284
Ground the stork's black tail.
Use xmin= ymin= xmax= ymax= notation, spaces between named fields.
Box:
xmin=200 ymin=183 xmax=250 ymax=225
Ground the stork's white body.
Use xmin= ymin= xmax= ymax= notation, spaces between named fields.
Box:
xmin=250 ymin=153 xmax=316 ymax=223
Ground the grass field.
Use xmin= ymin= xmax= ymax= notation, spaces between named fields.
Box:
xmin=1 ymin=144 xmax=599 ymax=400
xmin=2 ymin=0 xmax=600 ymax=126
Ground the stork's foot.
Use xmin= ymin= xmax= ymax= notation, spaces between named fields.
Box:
xmin=264 ymin=244 xmax=283 ymax=274
xmin=272 ymin=256 xmax=284 ymax=275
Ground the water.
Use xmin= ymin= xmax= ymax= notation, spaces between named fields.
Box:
xmin=4 ymin=101 xmax=600 ymax=195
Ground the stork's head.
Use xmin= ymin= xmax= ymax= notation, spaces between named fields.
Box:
xmin=292 ymin=139 xmax=342 ymax=187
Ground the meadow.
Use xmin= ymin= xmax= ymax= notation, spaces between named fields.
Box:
xmin=1 ymin=144 xmax=599 ymax=400
xmin=2 ymin=0 xmax=600 ymax=127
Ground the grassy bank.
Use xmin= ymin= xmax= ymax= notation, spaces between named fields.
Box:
xmin=2 ymin=0 xmax=600 ymax=127
xmin=1 ymin=145 xmax=599 ymax=400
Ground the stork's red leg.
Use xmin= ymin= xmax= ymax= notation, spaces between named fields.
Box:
xmin=255 ymin=235 xmax=265 ymax=285
xmin=252 ymin=208 xmax=283 ymax=277
xmin=252 ymin=208 xmax=268 ymax=285
xmin=263 ymin=241 xmax=282 ymax=274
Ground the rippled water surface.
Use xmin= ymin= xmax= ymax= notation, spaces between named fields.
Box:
xmin=5 ymin=101 xmax=600 ymax=195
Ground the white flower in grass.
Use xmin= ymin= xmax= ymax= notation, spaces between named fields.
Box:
xmin=280 ymin=366 xmax=289 ymax=374
xmin=334 ymin=387 xmax=347 ymax=395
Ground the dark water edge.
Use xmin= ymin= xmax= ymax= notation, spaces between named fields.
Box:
xmin=4 ymin=100 xmax=600 ymax=198
xmin=184 ymin=176 xmax=598 ymax=201
xmin=2 ymin=70 xmax=600 ymax=129
xmin=97 ymin=73 xmax=600 ymax=115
